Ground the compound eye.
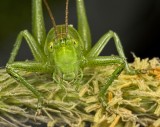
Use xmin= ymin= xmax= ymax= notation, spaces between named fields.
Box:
xmin=48 ymin=42 xmax=54 ymax=52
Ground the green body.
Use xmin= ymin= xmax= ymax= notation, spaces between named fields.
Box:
xmin=6 ymin=0 xmax=137 ymax=106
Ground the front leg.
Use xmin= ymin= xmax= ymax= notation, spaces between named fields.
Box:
xmin=87 ymin=30 xmax=136 ymax=74
xmin=8 ymin=30 xmax=46 ymax=64
xmin=85 ymin=56 xmax=125 ymax=105
xmin=6 ymin=62 xmax=52 ymax=108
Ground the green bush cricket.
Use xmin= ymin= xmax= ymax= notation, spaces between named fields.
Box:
xmin=6 ymin=0 xmax=137 ymax=107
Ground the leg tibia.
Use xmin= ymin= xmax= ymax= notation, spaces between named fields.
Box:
xmin=86 ymin=56 xmax=123 ymax=67
xmin=87 ymin=30 xmax=125 ymax=58
xmin=85 ymin=56 xmax=125 ymax=106
xmin=87 ymin=30 xmax=135 ymax=74
xmin=6 ymin=62 xmax=52 ymax=73
xmin=100 ymin=63 xmax=125 ymax=106
xmin=6 ymin=64 xmax=43 ymax=100
xmin=76 ymin=0 xmax=91 ymax=53
xmin=8 ymin=30 xmax=46 ymax=64
xmin=6 ymin=62 xmax=52 ymax=100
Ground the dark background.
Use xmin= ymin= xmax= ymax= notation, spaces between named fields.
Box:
xmin=0 ymin=0 xmax=160 ymax=67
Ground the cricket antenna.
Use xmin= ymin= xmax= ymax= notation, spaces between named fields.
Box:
xmin=43 ymin=0 xmax=58 ymax=38
xmin=65 ymin=0 xmax=69 ymax=37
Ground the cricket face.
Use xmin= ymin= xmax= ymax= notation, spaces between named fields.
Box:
xmin=48 ymin=37 xmax=80 ymax=81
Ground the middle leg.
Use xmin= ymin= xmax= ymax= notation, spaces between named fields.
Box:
xmin=85 ymin=56 xmax=125 ymax=105
xmin=87 ymin=30 xmax=136 ymax=74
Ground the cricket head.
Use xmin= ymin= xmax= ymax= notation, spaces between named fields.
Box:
xmin=47 ymin=36 xmax=81 ymax=81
